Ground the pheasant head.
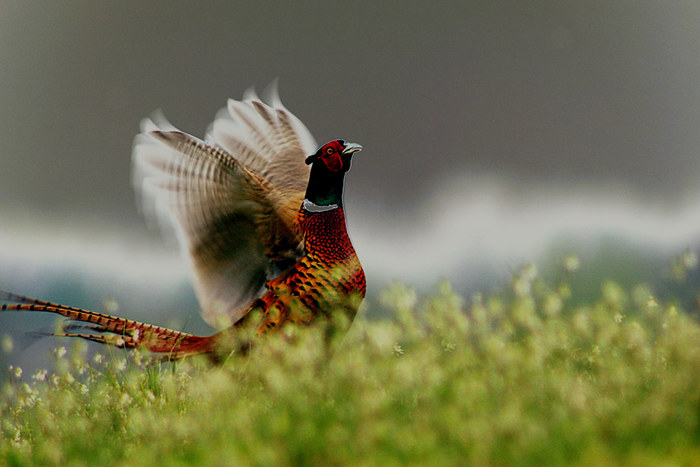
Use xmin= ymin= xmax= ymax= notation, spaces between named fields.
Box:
xmin=304 ymin=140 xmax=363 ymax=208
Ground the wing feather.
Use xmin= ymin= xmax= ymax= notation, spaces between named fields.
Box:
xmin=132 ymin=90 xmax=314 ymax=327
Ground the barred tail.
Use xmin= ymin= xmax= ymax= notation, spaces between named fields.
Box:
xmin=0 ymin=291 xmax=213 ymax=360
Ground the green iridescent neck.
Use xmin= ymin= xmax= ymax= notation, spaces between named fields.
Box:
xmin=304 ymin=164 xmax=347 ymax=207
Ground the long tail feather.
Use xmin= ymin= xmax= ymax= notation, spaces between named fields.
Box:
xmin=0 ymin=291 xmax=212 ymax=360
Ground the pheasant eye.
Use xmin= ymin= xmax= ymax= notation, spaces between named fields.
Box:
xmin=326 ymin=147 xmax=334 ymax=154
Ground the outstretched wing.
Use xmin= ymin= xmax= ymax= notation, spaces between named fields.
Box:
xmin=132 ymin=89 xmax=316 ymax=327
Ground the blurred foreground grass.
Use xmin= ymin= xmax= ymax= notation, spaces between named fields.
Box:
xmin=3 ymin=261 xmax=700 ymax=465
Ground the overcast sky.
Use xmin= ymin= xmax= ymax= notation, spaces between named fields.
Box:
xmin=1 ymin=2 xmax=700 ymax=319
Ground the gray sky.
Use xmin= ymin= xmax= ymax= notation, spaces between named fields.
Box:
xmin=1 ymin=2 xmax=700 ymax=312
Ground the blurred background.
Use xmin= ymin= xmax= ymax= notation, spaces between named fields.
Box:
xmin=2 ymin=2 xmax=700 ymax=370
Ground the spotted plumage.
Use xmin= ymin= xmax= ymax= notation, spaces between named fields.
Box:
xmin=247 ymin=206 xmax=366 ymax=334
xmin=1 ymin=88 xmax=365 ymax=360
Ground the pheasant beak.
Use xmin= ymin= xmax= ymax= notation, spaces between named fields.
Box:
xmin=341 ymin=142 xmax=363 ymax=155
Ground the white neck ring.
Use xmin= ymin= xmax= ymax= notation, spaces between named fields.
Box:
xmin=302 ymin=199 xmax=339 ymax=213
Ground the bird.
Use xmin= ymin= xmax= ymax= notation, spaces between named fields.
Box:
xmin=0 ymin=87 xmax=366 ymax=361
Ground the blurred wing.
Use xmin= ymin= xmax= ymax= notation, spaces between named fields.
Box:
xmin=209 ymin=86 xmax=317 ymax=202
xmin=132 ymin=90 xmax=316 ymax=327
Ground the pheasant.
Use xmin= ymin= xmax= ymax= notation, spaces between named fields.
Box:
xmin=0 ymin=89 xmax=366 ymax=361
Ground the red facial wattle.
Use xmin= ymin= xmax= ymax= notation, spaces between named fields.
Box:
xmin=323 ymin=153 xmax=343 ymax=171
xmin=319 ymin=140 xmax=346 ymax=172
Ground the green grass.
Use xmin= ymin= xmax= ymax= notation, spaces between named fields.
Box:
xmin=3 ymin=261 xmax=700 ymax=466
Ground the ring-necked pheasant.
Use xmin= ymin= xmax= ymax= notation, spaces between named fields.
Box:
xmin=1 ymin=88 xmax=366 ymax=360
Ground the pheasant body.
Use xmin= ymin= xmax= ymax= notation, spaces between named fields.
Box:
xmin=1 ymin=89 xmax=365 ymax=361
xmin=249 ymin=206 xmax=366 ymax=333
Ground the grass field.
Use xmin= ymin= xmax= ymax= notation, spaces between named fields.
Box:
xmin=3 ymin=259 xmax=700 ymax=465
